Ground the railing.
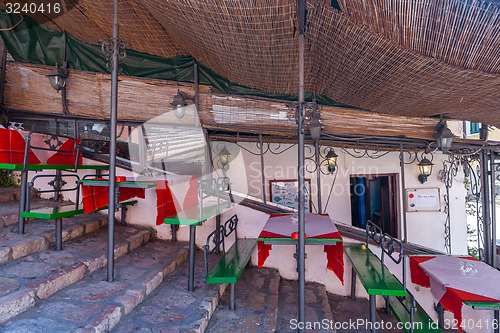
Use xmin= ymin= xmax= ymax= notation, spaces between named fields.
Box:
xmin=203 ymin=214 xmax=238 ymax=276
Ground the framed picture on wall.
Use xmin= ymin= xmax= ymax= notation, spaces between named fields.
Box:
xmin=405 ymin=188 xmax=441 ymax=212
xmin=269 ymin=179 xmax=312 ymax=213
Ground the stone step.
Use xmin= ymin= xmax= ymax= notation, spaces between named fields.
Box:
xmin=112 ymin=250 xmax=228 ymax=333
xmin=328 ymin=293 xmax=400 ymax=333
xmin=0 ymin=212 xmax=108 ymax=265
xmin=0 ymin=239 xmax=188 ymax=333
xmin=276 ymin=280 xmax=335 ymax=333
xmin=0 ymin=223 xmax=153 ymax=324
xmin=0 ymin=197 xmax=62 ymax=229
xmin=0 ymin=187 xmax=38 ymax=203
xmin=206 ymin=266 xmax=281 ymax=333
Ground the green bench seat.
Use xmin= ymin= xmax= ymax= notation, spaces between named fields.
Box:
xmin=0 ymin=163 xmax=109 ymax=171
xmin=206 ymin=238 xmax=257 ymax=284
xmin=164 ymin=201 xmax=231 ymax=226
xmin=344 ymin=243 xmax=406 ymax=297
xmin=20 ymin=200 xmax=137 ymax=251
xmin=387 ymin=295 xmax=442 ymax=333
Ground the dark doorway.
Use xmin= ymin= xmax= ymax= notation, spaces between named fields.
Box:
xmin=350 ymin=174 xmax=398 ymax=238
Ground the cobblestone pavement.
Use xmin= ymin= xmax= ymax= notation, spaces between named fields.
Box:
xmin=205 ymin=267 xmax=280 ymax=333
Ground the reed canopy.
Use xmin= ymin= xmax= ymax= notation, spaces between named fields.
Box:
xmin=1 ymin=0 xmax=499 ymax=127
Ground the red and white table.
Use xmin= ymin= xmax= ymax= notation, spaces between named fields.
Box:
xmin=257 ymin=213 xmax=344 ymax=283
xmin=410 ymin=255 xmax=500 ymax=332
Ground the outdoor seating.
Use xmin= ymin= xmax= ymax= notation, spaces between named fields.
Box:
xmin=203 ymin=214 xmax=258 ymax=310
xmin=344 ymin=220 xmax=440 ymax=333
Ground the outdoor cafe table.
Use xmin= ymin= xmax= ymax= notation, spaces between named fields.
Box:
xmin=257 ymin=213 xmax=344 ymax=283
xmin=79 ymin=175 xmax=200 ymax=289
xmin=410 ymin=255 xmax=500 ymax=332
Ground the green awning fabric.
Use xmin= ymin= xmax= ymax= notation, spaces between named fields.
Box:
xmin=0 ymin=10 xmax=354 ymax=107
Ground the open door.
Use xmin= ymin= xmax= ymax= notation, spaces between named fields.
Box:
xmin=350 ymin=174 xmax=398 ymax=238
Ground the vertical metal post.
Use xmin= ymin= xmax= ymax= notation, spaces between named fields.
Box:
xmin=0 ymin=36 xmax=7 ymax=110
xmin=230 ymin=283 xmax=235 ymax=310
xmin=107 ymin=0 xmax=119 ymax=282
xmin=400 ymin=143 xmax=408 ymax=243
xmin=350 ymin=267 xmax=356 ymax=299
xmin=259 ymin=134 xmax=266 ymax=203
xmin=490 ymin=150 xmax=497 ymax=267
xmin=18 ymin=136 xmax=31 ymax=234
xmin=480 ymin=149 xmax=492 ymax=264
xmin=194 ymin=61 xmax=199 ymax=127
xmin=55 ymin=218 xmax=62 ymax=251
xmin=315 ymin=140 xmax=322 ymax=214
xmin=297 ymin=0 xmax=306 ymax=330
xmin=369 ymin=294 xmax=377 ymax=333
xmin=188 ymin=224 xmax=196 ymax=291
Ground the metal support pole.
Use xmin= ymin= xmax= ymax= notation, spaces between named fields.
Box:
xmin=107 ymin=0 xmax=119 ymax=283
xmin=400 ymin=143 xmax=408 ymax=243
xmin=369 ymin=294 xmax=377 ymax=333
xmin=120 ymin=205 xmax=127 ymax=226
xmin=55 ymin=218 xmax=62 ymax=251
xmin=0 ymin=36 xmax=7 ymax=110
xmin=495 ymin=310 xmax=499 ymax=333
xmin=480 ymin=150 xmax=492 ymax=264
xmin=259 ymin=134 xmax=266 ymax=204
xmin=54 ymin=169 xmax=62 ymax=201
xmin=436 ymin=302 xmax=445 ymax=329
xmin=490 ymin=150 xmax=497 ymax=267
xmin=18 ymin=136 xmax=31 ymax=234
xmin=315 ymin=140 xmax=322 ymax=214
xmin=297 ymin=0 xmax=306 ymax=329
xmin=350 ymin=267 xmax=356 ymax=299
xmin=230 ymin=283 xmax=235 ymax=310
xmin=188 ymin=225 xmax=196 ymax=291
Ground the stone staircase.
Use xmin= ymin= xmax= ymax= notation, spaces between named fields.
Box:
xmin=0 ymin=187 xmax=414 ymax=332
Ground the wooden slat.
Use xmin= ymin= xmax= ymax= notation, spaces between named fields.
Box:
xmin=206 ymin=238 xmax=258 ymax=284
xmin=344 ymin=243 xmax=406 ymax=296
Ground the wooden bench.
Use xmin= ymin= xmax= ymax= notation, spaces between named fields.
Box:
xmin=20 ymin=200 xmax=137 ymax=251
xmin=203 ymin=214 xmax=257 ymax=310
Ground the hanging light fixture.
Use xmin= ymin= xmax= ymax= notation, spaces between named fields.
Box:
xmin=47 ymin=64 xmax=68 ymax=92
xmin=435 ymin=119 xmax=455 ymax=153
xmin=171 ymin=90 xmax=194 ymax=120
xmin=325 ymin=148 xmax=338 ymax=174
xmin=218 ymin=145 xmax=231 ymax=170
xmin=417 ymin=157 xmax=433 ymax=184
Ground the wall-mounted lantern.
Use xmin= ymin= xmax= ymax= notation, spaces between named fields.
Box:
xmin=171 ymin=89 xmax=194 ymax=119
xmin=417 ymin=157 xmax=433 ymax=184
xmin=218 ymin=145 xmax=231 ymax=171
xmin=435 ymin=120 xmax=455 ymax=153
xmin=325 ymin=148 xmax=338 ymax=174
xmin=47 ymin=64 xmax=68 ymax=92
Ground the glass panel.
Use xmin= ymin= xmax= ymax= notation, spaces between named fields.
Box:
xmin=470 ymin=122 xmax=480 ymax=135
xmin=7 ymin=117 xmax=75 ymax=137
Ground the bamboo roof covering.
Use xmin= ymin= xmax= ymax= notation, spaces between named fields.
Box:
xmin=2 ymin=0 xmax=500 ymax=126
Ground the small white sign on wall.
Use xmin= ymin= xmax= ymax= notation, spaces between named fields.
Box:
xmin=406 ymin=188 xmax=441 ymax=212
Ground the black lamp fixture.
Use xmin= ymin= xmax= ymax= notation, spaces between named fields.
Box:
xmin=325 ymin=148 xmax=338 ymax=174
xmin=47 ymin=64 xmax=68 ymax=92
xmin=309 ymin=109 xmax=322 ymax=142
xmin=435 ymin=119 xmax=455 ymax=153
xmin=218 ymin=145 xmax=231 ymax=171
xmin=171 ymin=90 xmax=194 ymax=120
xmin=417 ymin=157 xmax=433 ymax=184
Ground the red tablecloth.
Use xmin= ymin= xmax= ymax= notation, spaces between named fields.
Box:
xmin=81 ymin=178 xmax=146 ymax=213
xmin=410 ymin=255 xmax=500 ymax=332
xmin=81 ymin=175 xmax=199 ymax=224
xmin=0 ymin=128 xmax=81 ymax=165
xmin=258 ymin=213 xmax=344 ymax=284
